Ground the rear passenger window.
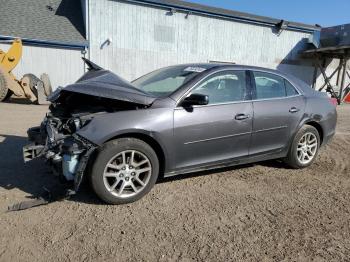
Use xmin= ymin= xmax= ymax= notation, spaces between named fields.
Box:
xmin=285 ymin=80 xmax=299 ymax=96
xmin=253 ymin=72 xmax=286 ymax=99
xmin=253 ymin=72 xmax=299 ymax=99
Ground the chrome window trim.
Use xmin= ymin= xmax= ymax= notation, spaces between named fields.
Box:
xmin=174 ymin=99 xmax=252 ymax=110
xmin=251 ymin=94 xmax=303 ymax=103
xmin=175 ymin=68 xmax=304 ymax=108
xmin=174 ymin=94 xmax=303 ymax=110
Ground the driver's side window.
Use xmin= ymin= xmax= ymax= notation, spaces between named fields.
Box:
xmin=190 ymin=71 xmax=247 ymax=105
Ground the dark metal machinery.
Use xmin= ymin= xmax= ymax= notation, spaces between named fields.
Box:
xmin=304 ymin=46 xmax=350 ymax=104
xmin=303 ymin=24 xmax=350 ymax=104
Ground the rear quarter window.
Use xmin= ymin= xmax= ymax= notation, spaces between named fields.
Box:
xmin=285 ymin=80 xmax=299 ymax=96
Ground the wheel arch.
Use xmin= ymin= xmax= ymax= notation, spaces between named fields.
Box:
xmin=106 ymin=132 xmax=167 ymax=176
xmin=286 ymin=118 xmax=325 ymax=154
xmin=303 ymin=120 xmax=324 ymax=144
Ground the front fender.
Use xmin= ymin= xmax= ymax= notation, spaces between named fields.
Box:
xmin=76 ymin=108 xmax=174 ymax=167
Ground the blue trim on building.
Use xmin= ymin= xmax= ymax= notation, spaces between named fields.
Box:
xmin=0 ymin=35 xmax=88 ymax=50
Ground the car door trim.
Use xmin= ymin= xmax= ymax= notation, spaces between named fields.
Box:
xmin=253 ymin=125 xmax=288 ymax=134
xmin=184 ymin=131 xmax=252 ymax=145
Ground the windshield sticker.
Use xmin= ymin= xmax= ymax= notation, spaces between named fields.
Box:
xmin=184 ymin=67 xmax=206 ymax=73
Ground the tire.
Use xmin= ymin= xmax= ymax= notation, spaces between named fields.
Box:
xmin=22 ymin=73 xmax=40 ymax=98
xmin=90 ymin=138 xmax=159 ymax=204
xmin=0 ymin=72 xmax=10 ymax=102
xmin=40 ymin=73 xmax=52 ymax=96
xmin=4 ymin=89 xmax=13 ymax=101
xmin=284 ymin=125 xmax=320 ymax=169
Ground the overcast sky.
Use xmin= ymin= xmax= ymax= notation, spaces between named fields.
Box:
xmin=188 ymin=0 xmax=349 ymax=27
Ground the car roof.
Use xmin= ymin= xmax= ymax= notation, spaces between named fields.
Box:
xmin=170 ymin=63 xmax=286 ymax=75
xmin=178 ymin=63 xmax=309 ymax=86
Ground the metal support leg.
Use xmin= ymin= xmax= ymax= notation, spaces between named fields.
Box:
xmin=336 ymin=59 xmax=343 ymax=86
xmin=318 ymin=64 xmax=342 ymax=91
xmin=338 ymin=59 xmax=348 ymax=104
xmin=312 ymin=63 xmax=318 ymax=89
xmin=314 ymin=56 xmax=339 ymax=98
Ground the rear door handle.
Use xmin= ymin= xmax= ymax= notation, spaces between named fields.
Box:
xmin=235 ymin=114 xmax=250 ymax=120
xmin=289 ymin=107 xmax=300 ymax=113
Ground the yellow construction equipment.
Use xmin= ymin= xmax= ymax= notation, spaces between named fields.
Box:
xmin=0 ymin=39 xmax=52 ymax=104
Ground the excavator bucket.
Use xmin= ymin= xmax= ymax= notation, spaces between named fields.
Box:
xmin=0 ymin=39 xmax=22 ymax=72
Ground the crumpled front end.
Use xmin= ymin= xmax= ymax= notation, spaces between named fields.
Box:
xmin=22 ymin=59 xmax=154 ymax=192
xmin=22 ymin=83 xmax=149 ymax=192
xmin=23 ymin=113 xmax=97 ymax=191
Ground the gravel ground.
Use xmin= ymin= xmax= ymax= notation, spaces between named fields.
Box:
xmin=0 ymin=102 xmax=349 ymax=262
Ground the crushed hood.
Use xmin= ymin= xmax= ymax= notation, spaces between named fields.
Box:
xmin=48 ymin=59 xmax=156 ymax=106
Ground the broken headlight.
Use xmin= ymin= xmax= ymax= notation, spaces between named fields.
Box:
xmin=46 ymin=120 xmax=58 ymax=142
xmin=62 ymin=118 xmax=82 ymax=134
xmin=64 ymin=117 xmax=92 ymax=133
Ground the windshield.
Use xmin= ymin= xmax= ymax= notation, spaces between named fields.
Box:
xmin=132 ymin=65 xmax=209 ymax=97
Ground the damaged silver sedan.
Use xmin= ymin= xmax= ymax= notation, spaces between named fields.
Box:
xmin=23 ymin=59 xmax=163 ymax=204
xmin=23 ymin=59 xmax=337 ymax=204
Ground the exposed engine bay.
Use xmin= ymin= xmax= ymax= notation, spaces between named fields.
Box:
xmin=22 ymin=63 xmax=150 ymax=193
xmin=24 ymin=92 xmax=144 ymax=191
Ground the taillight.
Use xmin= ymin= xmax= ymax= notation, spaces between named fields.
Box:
xmin=329 ymin=97 xmax=338 ymax=106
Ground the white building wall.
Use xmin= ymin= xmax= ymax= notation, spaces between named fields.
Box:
xmin=0 ymin=43 xmax=85 ymax=90
xmin=88 ymin=0 xmax=332 ymax=86
xmin=1 ymin=1 xmax=344 ymax=96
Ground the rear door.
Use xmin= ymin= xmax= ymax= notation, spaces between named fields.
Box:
xmin=249 ymin=71 xmax=305 ymax=155
xmin=173 ymin=70 xmax=253 ymax=170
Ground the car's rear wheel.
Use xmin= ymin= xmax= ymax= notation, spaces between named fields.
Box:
xmin=284 ymin=125 xmax=320 ymax=169
xmin=90 ymin=138 xmax=159 ymax=204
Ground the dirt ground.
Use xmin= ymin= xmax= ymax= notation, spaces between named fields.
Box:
xmin=0 ymin=102 xmax=349 ymax=262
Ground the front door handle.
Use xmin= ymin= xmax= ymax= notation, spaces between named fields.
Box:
xmin=289 ymin=107 xmax=300 ymax=113
xmin=235 ymin=114 xmax=250 ymax=120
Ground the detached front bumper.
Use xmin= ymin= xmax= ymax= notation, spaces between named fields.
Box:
xmin=23 ymin=126 xmax=97 ymax=192
xmin=23 ymin=143 xmax=45 ymax=162
xmin=23 ymin=126 xmax=46 ymax=162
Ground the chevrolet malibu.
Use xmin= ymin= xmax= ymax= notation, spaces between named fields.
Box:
xmin=24 ymin=59 xmax=337 ymax=204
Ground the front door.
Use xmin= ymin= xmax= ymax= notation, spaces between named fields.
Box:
xmin=250 ymin=71 xmax=305 ymax=155
xmin=173 ymin=70 xmax=253 ymax=170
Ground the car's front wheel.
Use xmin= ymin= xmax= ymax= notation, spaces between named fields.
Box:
xmin=284 ymin=125 xmax=320 ymax=169
xmin=90 ymin=138 xmax=159 ymax=204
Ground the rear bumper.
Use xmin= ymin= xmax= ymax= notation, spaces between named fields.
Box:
xmin=322 ymin=130 xmax=336 ymax=147
xmin=320 ymin=107 xmax=337 ymax=147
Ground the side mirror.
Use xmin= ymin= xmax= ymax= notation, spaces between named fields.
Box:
xmin=182 ymin=93 xmax=209 ymax=106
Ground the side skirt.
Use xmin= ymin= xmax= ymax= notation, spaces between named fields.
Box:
xmin=163 ymin=150 xmax=287 ymax=178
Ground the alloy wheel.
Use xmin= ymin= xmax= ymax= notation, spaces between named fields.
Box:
xmin=103 ymin=150 xmax=152 ymax=198
xmin=296 ymin=132 xmax=318 ymax=165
